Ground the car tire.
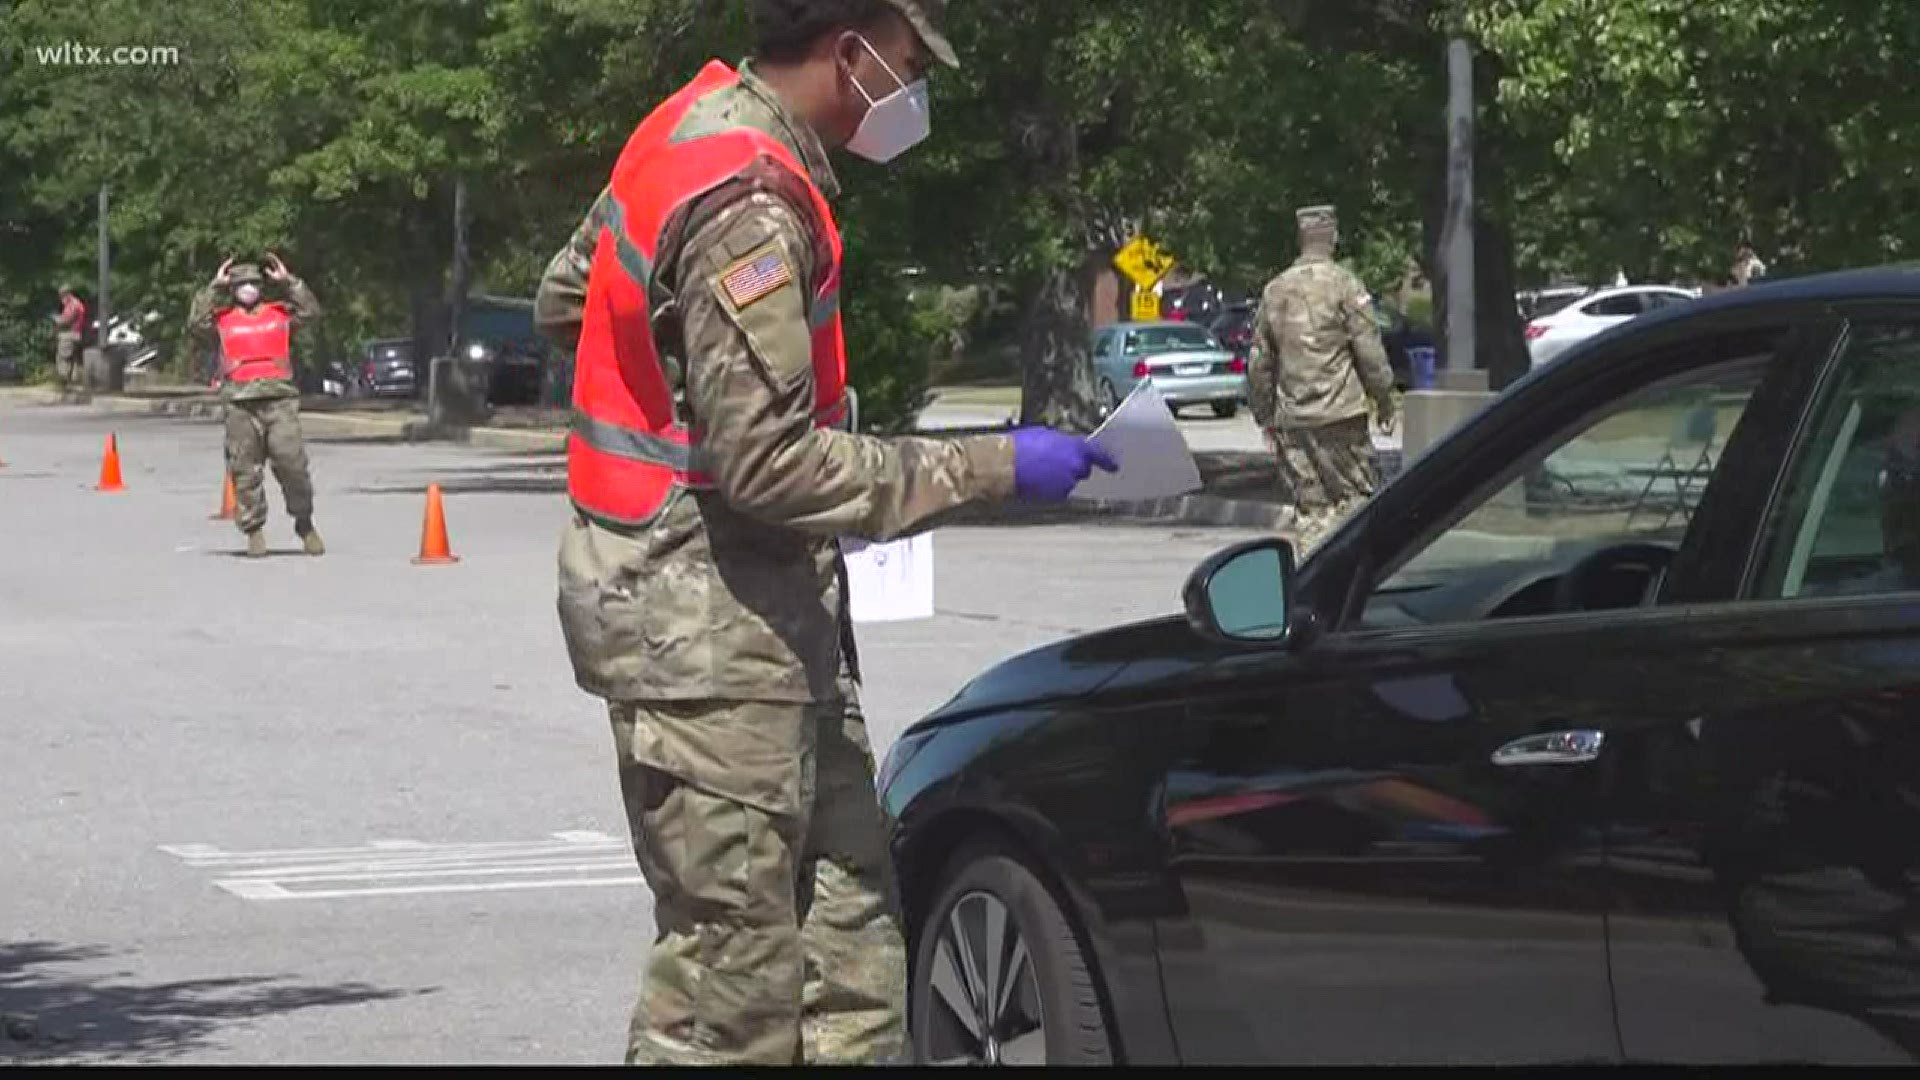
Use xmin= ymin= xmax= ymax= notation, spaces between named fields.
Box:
xmin=1210 ymin=401 xmax=1238 ymax=419
xmin=1099 ymin=378 xmax=1121 ymax=414
xmin=910 ymin=842 xmax=1113 ymax=1066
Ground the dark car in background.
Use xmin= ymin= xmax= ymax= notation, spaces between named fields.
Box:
xmin=1162 ymin=282 xmax=1235 ymax=325
xmin=459 ymin=295 xmax=548 ymax=406
xmin=1203 ymin=298 xmax=1434 ymax=390
xmin=1205 ymin=301 xmax=1254 ymax=363
xmin=353 ymin=338 xmax=421 ymax=399
xmin=882 ymin=267 xmax=1920 ymax=1065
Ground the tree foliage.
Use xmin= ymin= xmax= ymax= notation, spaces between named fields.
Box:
xmin=3 ymin=0 xmax=1918 ymax=418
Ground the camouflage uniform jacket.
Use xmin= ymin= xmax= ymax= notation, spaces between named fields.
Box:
xmin=539 ymin=61 xmax=1016 ymax=706
xmin=188 ymin=279 xmax=322 ymax=403
xmin=1247 ymin=252 xmax=1393 ymax=430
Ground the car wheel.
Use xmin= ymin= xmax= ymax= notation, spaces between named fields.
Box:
xmin=910 ymin=842 xmax=1113 ymax=1066
xmin=1099 ymin=378 xmax=1121 ymax=414
xmin=1210 ymin=401 xmax=1238 ymax=419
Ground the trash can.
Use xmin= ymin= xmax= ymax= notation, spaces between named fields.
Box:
xmin=83 ymin=346 xmax=124 ymax=393
xmin=1408 ymin=345 xmax=1437 ymax=391
xmin=427 ymin=353 xmax=493 ymax=427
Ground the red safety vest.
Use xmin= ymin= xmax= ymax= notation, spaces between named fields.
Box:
xmin=216 ymin=303 xmax=294 ymax=382
xmin=568 ymin=60 xmax=848 ymax=527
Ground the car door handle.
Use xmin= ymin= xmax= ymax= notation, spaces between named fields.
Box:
xmin=1491 ymin=729 xmax=1606 ymax=767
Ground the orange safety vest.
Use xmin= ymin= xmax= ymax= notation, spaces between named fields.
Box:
xmin=568 ymin=60 xmax=848 ymax=527
xmin=216 ymin=303 xmax=294 ymax=382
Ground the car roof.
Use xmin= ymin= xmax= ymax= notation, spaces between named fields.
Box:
xmin=1533 ymin=265 xmax=1920 ymax=373
xmin=1577 ymin=284 xmax=1696 ymax=301
xmin=1106 ymin=321 xmax=1215 ymax=331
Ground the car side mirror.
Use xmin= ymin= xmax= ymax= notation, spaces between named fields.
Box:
xmin=1182 ymin=538 xmax=1296 ymax=645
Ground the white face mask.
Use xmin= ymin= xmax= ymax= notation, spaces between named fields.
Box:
xmin=844 ymin=34 xmax=930 ymax=164
xmin=234 ymin=284 xmax=261 ymax=306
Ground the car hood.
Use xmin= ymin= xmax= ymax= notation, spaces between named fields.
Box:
xmin=914 ymin=614 xmax=1204 ymax=729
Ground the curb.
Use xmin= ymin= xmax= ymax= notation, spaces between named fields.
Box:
xmin=1075 ymin=492 xmax=1292 ymax=530
xmin=72 ymin=393 xmax=569 ymax=454
xmin=58 ymin=392 xmax=1309 ymax=530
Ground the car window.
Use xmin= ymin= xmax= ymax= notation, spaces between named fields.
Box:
xmin=1093 ymin=331 xmax=1113 ymax=358
xmin=1641 ymin=291 xmax=1687 ymax=311
xmin=1753 ymin=323 xmax=1920 ymax=599
xmin=1584 ymin=293 xmax=1646 ymax=317
xmin=1363 ymin=351 xmax=1773 ymax=628
xmin=1530 ymin=291 xmax=1587 ymax=318
xmin=1123 ymin=325 xmax=1218 ymax=353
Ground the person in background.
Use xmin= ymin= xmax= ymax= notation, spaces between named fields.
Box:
xmin=52 ymin=285 xmax=86 ymax=390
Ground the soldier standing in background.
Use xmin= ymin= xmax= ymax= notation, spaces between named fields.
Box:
xmin=1247 ymin=204 xmax=1398 ymax=554
xmin=535 ymin=0 xmax=1113 ymax=1065
xmin=188 ymin=254 xmax=325 ymax=558
xmin=1732 ymin=241 xmax=1769 ymax=287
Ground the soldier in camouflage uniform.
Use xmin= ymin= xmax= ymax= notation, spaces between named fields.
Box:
xmin=1247 ymin=205 xmax=1397 ymax=554
xmin=188 ymin=254 xmax=325 ymax=558
xmin=536 ymin=0 xmax=1112 ymax=1065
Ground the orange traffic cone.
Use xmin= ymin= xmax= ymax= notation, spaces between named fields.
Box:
xmin=96 ymin=433 xmax=125 ymax=492
xmin=210 ymin=472 xmax=236 ymax=520
xmin=413 ymin=482 xmax=459 ymax=564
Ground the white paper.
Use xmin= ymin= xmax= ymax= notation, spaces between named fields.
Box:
xmin=840 ymin=533 xmax=935 ymax=622
xmin=1071 ymin=381 xmax=1203 ymax=501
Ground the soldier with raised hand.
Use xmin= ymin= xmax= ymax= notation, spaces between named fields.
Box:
xmin=188 ymin=253 xmax=325 ymax=558
xmin=1247 ymin=204 xmax=1396 ymax=554
xmin=535 ymin=0 xmax=1114 ymax=1065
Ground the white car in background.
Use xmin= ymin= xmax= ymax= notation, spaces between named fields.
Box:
xmin=1526 ymin=285 xmax=1699 ymax=367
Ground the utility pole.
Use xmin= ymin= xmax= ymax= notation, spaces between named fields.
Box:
xmin=448 ymin=176 xmax=470 ymax=358
xmin=96 ymin=183 xmax=111 ymax=389
xmin=1442 ymin=36 xmax=1475 ymax=371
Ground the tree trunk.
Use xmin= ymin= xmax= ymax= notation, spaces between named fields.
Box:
xmin=1016 ymin=249 xmax=1105 ymax=432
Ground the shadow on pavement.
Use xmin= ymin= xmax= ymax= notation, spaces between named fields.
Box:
xmin=0 ymin=940 xmax=431 ymax=1063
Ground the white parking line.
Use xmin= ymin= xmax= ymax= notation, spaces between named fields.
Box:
xmin=165 ymin=830 xmax=641 ymax=902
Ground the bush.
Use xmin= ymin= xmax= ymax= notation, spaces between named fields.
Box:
xmin=840 ymin=266 xmax=957 ymax=434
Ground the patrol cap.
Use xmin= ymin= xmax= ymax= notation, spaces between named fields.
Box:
xmin=882 ymin=0 xmax=958 ymax=69
xmin=227 ymin=262 xmax=263 ymax=285
xmin=1296 ymin=204 xmax=1338 ymax=231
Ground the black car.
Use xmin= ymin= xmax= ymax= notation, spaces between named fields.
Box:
xmin=1162 ymin=282 xmax=1233 ymax=326
xmin=881 ymin=266 xmax=1920 ymax=1065
xmin=1205 ymin=302 xmax=1254 ymax=363
xmin=354 ymin=337 xmax=420 ymax=399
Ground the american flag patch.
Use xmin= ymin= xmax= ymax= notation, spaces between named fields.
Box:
xmin=720 ymin=248 xmax=793 ymax=309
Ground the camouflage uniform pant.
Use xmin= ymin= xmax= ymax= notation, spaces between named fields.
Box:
xmin=608 ymin=685 xmax=905 ymax=1065
xmin=53 ymin=332 xmax=80 ymax=388
xmin=1273 ymin=414 xmax=1376 ymax=553
xmin=224 ymin=397 xmax=315 ymax=535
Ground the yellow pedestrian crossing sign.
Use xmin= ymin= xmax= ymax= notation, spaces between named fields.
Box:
xmin=1130 ymin=287 xmax=1161 ymax=322
xmin=1114 ymin=236 xmax=1175 ymax=288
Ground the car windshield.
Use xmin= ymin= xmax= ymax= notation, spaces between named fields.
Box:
xmin=1124 ymin=326 xmax=1217 ymax=353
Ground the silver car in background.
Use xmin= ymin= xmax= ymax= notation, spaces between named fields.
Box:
xmin=1092 ymin=320 xmax=1247 ymax=418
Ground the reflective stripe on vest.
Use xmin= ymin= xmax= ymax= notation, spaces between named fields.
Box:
xmin=216 ymin=303 xmax=294 ymax=382
xmin=567 ymin=60 xmax=848 ymax=528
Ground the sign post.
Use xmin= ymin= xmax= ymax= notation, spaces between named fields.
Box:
xmin=1130 ymin=286 xmax=1161 ymax=322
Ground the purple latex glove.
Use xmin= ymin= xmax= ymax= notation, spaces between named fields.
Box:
xmin=1010 ymin=427 xmax=1120 ymax=500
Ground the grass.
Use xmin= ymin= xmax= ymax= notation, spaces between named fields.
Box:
xmin=931 ymin=384 xmax=1021 ymax=407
